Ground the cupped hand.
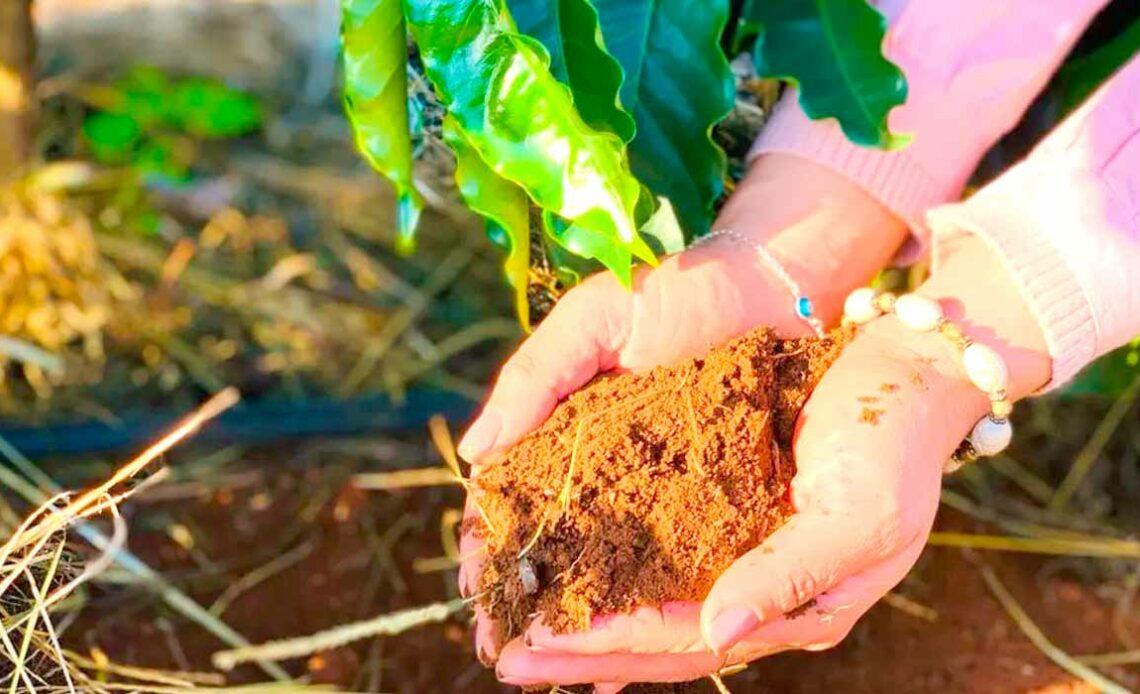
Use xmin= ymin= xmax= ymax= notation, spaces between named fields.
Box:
xmin=455 ymin=154 xmax=910 ymax=669
xmin=456 ymin=154 xmax=908 ymax=465
xmin=490 ymin=235 xmax=1052 ymax=692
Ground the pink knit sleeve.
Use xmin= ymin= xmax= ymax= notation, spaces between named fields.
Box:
xmin=750 ymin=0 xmax=1110 ymax=253
xmin=928 ymin=55 xmax=1140 ymax=388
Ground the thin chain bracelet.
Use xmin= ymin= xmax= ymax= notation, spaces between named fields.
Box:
xmin=842 ymin=288 xmax=1014 ymax=474
xmin=694 ymin=229 xmax=825 ymax=338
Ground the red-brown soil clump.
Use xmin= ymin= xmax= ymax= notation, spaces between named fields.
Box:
xmin=475 ymin=325 xmax=850 ymax=643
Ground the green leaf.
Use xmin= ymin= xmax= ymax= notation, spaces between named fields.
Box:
xmin=638 ymin=196 xmax=686 ymax=255
xmin=405 ymin=0 xmax=655 ymax=285
xmin=1055 ymin=17 xmax=1140 ymax=114
xmin=509 ymin=0 xmax=634 ymax=141
xmin=167 ymin=79 xmax=263 ymax=138
xmin=1065 ymin=338 xmax=1140 ymax=398
xmin=592 ymin=0 xmax=735 ymax=239
xmin=342 ymin=0 xmax=425 ymax=252
xmin=83 ymin=112 xmax=141 ymax=163
xmin=744 ymin=0 xmax=909 ymax=149
xmin=442 ymin=117 xmax=532 ymax=330
xmin=114 ymin=66 xmax=170 ymax=130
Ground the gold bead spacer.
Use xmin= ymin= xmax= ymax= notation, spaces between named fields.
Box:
xmin=990 ymin=399 xmax=1014 ymax=419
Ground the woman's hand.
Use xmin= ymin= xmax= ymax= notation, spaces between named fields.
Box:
xmin=455 ymin=154 xmax=910 ymax=669
xmin=488 ymin=235 xmax=1052 ymax=692
xmin=457 ymin=154 xmax=908 ymax=464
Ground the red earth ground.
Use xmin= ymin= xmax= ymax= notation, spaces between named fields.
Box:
xmin=65 ymin=463 xmax=1136 ymax=694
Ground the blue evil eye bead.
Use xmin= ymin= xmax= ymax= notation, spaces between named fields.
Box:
xmin=795 ymin=296 xmax=814 ymax=319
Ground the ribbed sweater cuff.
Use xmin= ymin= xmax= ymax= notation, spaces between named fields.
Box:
xmin=750 ymin=100 xmax=951 ymax=251
xmin=927 ymin=202 xmax=1097 ymax=391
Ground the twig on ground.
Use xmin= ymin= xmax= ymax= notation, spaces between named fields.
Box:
xmin=986 ymin=454 xmax=1055 ymax=506
xmin=927 ymin=532 xmax=1140 ymax=558
xmin=939 ymin=490 xmax=1117 ymax=543
xmin=0 ymin=390 xmax=292 ymax=683
xmin=881 ymin=592 xmax=938 ymax=622
xmin=211 ymin=597 xmax=470 ymax=671
xmin=209 ymin=540 xmax=315 ymax=617
xmin=353 ymin=467 xmax=460 ymax=490
xmin=1050 ymin=371 xmax=1140 ymax=511
xmin=973 ymin=555 xmax=1129 ymax=694
xmin=709 ymin=672 xmax=732 ymax=694
xmin=1076 ymin=648 xmax=1140 ymax=667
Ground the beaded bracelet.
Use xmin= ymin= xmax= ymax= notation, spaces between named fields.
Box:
xmin=695 ymin=229 xmax=825 ymax=338
xmin=842 ymin=288 xmax=1013 ymax=474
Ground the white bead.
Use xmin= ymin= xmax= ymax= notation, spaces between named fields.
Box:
xmin=843 ymin=288 xmax=880 ymax=324
xmin=969 ymin=416 xmax=1013 ymax=456
xmin=963 ymin=343 xmax=1010 ymax=393
xmin=894 ymin=294 xmax=943 ymax=332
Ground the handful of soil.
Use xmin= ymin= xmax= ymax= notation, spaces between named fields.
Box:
xmin=474 ymin=325 xmax=850 ymax=643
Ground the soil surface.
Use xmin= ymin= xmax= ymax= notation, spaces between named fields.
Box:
xmin=64 ymin=462 xmax=1139 ymax=694
xmin=475 ymin=327 xmax=850 ymax=642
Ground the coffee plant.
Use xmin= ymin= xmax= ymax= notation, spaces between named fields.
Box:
xmin=341 ymin=0 xmax=908 ymax=326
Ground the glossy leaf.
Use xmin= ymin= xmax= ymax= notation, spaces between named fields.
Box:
xmin=639 ymin=196 xmax=686 ymax=255
xmin=442 ymin=117 xmax=532 ymax=330
xmin=405 ymin=0 xmax=655 ymax=286
xmin=509 ymin=0 xmax=634 ymax=141
xmin=342 ymin=0 xmax=424 ymax=252
xmin=593 ymin=0 xmax=735 ymax=238
xmin=744 ymin=0 xmax=909 ymax=149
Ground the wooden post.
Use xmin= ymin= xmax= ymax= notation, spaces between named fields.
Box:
xmin=0 ymin=0 xmax=36 ymax=179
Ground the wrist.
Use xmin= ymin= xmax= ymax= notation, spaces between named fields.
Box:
xmin=854 ymin=234 xmax=1051 ymax=417
xmin=918 ymin=234 xmax=1051 ymax=400
xmin=713 ymin=154 xmax=909 ymax=325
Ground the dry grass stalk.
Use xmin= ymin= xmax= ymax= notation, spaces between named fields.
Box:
xmin=0 ymin=388 xmax=246 ymax=692
xmin=974 ymin=556 xmax=1129 ymax=694
xmin=927 ymin=532 xmax=1140 ymax=558
xmin=352 ymin=467 xmax=460 ymax=491
xmin=211 ymin=598 xmax=469 ymax=671
xmin=1049 ymin=371 xmax=1140 ymax=511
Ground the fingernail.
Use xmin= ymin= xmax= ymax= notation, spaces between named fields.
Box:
xmin=477 ymin=644 xmax=493 ymax=666
xmin=458 ymin=409 xmax=502 ymax=462
xmin=495 ymin=664 xmax=544 ymax=687
xmin=707 ymin=607 xmax=759 ymax=653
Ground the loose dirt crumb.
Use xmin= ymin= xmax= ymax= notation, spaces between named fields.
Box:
xmin=857 ymin=395 xmax=880 ymax=404
xmin=784 ymin=597 xmax=818 ymax=620
xmin=880 ymin=383 xmax=900 ymax=394
xmin=476 ymin=326 xmax=851 ymax=643
xmin=860 ymin=407 xmax=886 ymax=425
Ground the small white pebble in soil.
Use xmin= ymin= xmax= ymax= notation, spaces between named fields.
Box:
xmin=518 ymin=557 xmax=539 ymax=595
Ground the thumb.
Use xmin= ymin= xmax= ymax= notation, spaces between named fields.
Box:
xmin=699 ymin=332 xmax=982 ymax=653
xmin=458 ymin=275 xmax=632 ymax=463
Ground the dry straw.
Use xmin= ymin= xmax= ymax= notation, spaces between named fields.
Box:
xmin=0 ymin=388 xmax=336 ymax=692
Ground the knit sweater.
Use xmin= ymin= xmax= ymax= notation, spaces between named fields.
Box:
xmin=751 ymin=0 xmax=1138 ymax=387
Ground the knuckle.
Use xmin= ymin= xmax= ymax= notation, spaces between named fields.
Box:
xmin=777 ymin=566 xmax=820 ymax=615
xmin=498 ymin=350 xmax=540 ymax=386
xmin=867 ymin=499 xmax=906 ymax=549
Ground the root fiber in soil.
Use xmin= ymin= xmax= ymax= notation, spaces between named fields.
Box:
xmin=475 ymin=325 xmax=850 ymax=642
